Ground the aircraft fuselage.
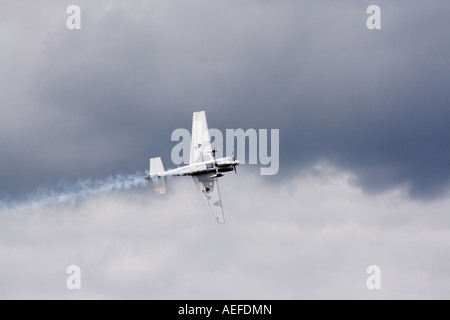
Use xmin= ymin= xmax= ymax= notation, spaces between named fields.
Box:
xmin=146 ymin=157 xmax=240 ymax=180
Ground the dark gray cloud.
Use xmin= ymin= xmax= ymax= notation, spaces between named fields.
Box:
xmin=1 ymin=0 xmax=450 ymax=199
xmin=1 ymin=1 xmax=450 ymax=299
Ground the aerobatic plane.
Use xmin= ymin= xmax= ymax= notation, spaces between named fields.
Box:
xmin=146 ymin=111 xmax=240 ymax=224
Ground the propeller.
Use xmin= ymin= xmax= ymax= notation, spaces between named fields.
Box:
xmin=232 ymin=151 xmax=237 ymax=174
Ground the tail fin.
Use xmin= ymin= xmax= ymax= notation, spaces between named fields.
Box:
xmin=149 ymin=157 xmax=167 ymax=195
xmin=150 ymin=157 xmax=165 ymax=176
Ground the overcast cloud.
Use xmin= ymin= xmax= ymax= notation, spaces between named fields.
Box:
xmin=1 ymin=0 xmax=449 ymax=299
xmin=1 ymin=167 xmax=450 ymax=299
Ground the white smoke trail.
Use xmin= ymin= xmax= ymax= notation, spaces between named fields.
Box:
xmin=0 ymin=172 xmax=149 ymax=213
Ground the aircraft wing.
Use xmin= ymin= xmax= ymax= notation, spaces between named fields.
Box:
xmin=192 ymin=173 xmax=225 ymax=224
xmin=190 ymin=111 xmax=213 ymax=164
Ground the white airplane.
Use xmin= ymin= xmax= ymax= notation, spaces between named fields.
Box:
xmin=146 ymin=111 xmax=240 ymax=224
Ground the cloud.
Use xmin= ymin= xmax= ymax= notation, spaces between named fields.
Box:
xmin=1 ymin=0 xmax=450 ymax=300
xmin=1 ymin=165 xmax=449 ymax=299
xmin=1 ymin=0 xmax=450 ymax=199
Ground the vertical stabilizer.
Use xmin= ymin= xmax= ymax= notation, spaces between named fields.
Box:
xmin=149 ymin=157 xmax=167 ymax=195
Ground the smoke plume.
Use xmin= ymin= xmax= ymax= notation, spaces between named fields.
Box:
xmin=0 ymin=172 xmax=148 ymax=213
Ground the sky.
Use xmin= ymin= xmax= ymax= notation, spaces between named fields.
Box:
xmin=0 ymin=0 xmax=449 ymax=299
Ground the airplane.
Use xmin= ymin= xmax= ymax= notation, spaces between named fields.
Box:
xmin=145 ymin=111 xmax=240 ymax=224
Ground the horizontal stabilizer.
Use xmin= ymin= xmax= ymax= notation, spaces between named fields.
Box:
xmin=152 ymin=177 xmax=167 ymax=195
